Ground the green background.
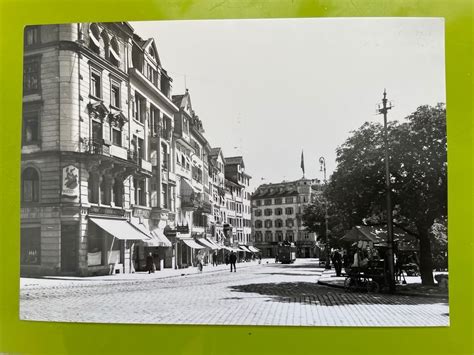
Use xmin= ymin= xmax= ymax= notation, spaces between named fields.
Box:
xmin=0 ymin=0 xmax=472 ymax=354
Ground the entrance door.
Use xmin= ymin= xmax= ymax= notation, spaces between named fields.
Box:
xmin=61 ymin=223 xmax=77 ymax=273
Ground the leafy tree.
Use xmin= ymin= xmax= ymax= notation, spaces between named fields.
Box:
xmin=325 ymin=104 xmax=446 ymax=285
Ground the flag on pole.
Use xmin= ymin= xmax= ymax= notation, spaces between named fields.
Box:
xmin=300 ymin=150 xmax=305 ymax=176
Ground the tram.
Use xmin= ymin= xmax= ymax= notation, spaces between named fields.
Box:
xmin=275 ymin=242 xmax=297 ymax=264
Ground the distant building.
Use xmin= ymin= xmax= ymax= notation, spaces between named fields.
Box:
xmin=251 ymin=178 xmax=320 ymax=258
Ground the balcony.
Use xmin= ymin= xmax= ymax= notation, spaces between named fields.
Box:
xmin=141 ymin=159 xmax=152 ymax=173
xmin=109 ymin=145 xmax=128 ymax=160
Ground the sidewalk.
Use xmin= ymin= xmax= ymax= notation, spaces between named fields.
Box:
xmin=20 ymin=259 xmax=266 ymax=289
xmin=317 ymin=269 xmax=449 ymax=298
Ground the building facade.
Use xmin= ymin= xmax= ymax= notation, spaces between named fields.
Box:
xmin=21 ymin=22 xmax=253 ymax=276
xmin=251 ymin=178 xmax=319 ymax=258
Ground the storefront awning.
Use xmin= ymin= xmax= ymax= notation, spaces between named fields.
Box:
xmin=248 ymin=246 xmax=260 ymax=253
xmin=205 ymin=238 xmax=222 ymax=249
xmin=180 ymin=237 xmax=206 ymax=249
xmin=144 ymin=229 xmax=172 ymax=247
xmin=196 ymin=238 xmax=218 ymax=250
xmin=239 ymin=246 xmax=251 ymax=252
xmin=89 ymin=217 xmax=150 ymax=241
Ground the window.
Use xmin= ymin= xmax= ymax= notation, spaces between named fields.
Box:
xmin=264 ymin=199 xmax=272 ymax=205
xmin=276 ymin=231 xmax=283 ymax=242
xmin=286 ymin=218 xmax=294 ymax=227
xmin=134 ymin=92 xmax=146 ymax=124
xmin=90 ymin=70 xmax=101 ymax=98
xmin=111 ymin=83 xmax=120 ymax=108
xmin=92 ymin=120 xmax=103 ymax=145
xmin=21 ymin=227 xmax=41 ymax=265
xmin=112 ymin=128 xmax=122 ymax=146
xmin=24 ymin=57 xmax=41 ymax=94
xmin=25 ymin=26 xmax=40 ymax=46
xmin=22 ymin=167 xmax=39 ymax=202
xmin=88 ymin=173 xmax=99 ymax=204
xmin=274 ymin=198 xmax=282 ymax=204
xmin=255 ymin=220 xmax=262 ymax=228
xmin=254 ymin=209 xmax=262 ymax=217
xmin=264 ymin=208 xmax=272 ymax=216
xmin=183 ymin=117 xmax=189 ymax=134
xmin=139 ymin=137 xmax=145 ymax=159
xmin=150 ymin=105 xmax=160 ymax=137
xmin=275 ymin=208 xmax=282 ymax=216
xmin=22 ymin=112 xmax=39 ymax=145
xmin=285 ymin=197 xmax=294 ymax=203
xmin=286 ymin=231 xmax=294 ymax=242
xmin=254 ymin=231 xmax=263 ymax=242
xmin=112 ymin=179 xmax=123 ymax=207
xmin=256 ymin=200 xmax=262 ymax=206
xmin=264 ymin=220 xmax=272 ymax=228
xmin=285 ymin=207 xmax=294 ymax=215
xmin=161 ymin=183 xmax=168 ymax=209
xmin=134 ymin=178 xmax=146 ymax=206
xmin=275 ymin=219 xmax=283 ymax=228
xmin=265 ymin=231 xmax=273 ymax=242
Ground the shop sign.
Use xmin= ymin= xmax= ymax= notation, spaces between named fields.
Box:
xmin=62 ymin=165 xmax=79 ymax=197
xmin=89 ymin=206 xmax=125 ymax=217
xmin=132 ymin=207 xmax=151 ymax=219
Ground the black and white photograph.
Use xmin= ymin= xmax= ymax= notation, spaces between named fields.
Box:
xmin=20 ymin=18 xmax=448 ymax=326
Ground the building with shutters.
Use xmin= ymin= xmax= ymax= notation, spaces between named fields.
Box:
xmin=251 ymin=178 xmax=320 ymax=258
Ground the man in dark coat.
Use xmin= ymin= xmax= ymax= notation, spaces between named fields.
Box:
xmin=146 ymin=252 xmax=155 ymax=274
xmin=229 ymin=251 xmax=237 ymax=272
xmin=332 ymin=249 xmax=343 ymax=277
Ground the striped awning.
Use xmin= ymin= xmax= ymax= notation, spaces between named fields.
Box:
xmin=248 ymin=246 xmax=260 ymax=253
xmin=205 ymin=238 xmax=222 ymax=249
xmin=239 ymin=245 xmax=251 ymax=252
xmin=196 ymin=238 xmax=218 ymax=250
xmin=145 ymin=229 xmax=172 ymax=247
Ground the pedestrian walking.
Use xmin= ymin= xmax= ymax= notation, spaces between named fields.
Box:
xmin=212 ymin=252 xmax=218 ymax=266
xmin=225 ymin=253 xmax=229 ymax=265
xmin=229 ymin=251 xmax=237 ymax=272
xmin=332 ymin=249 xmax=343 ymax=277
xmin=146 ymin=252 xmax=155 ymax=274
xmin=196 ymin=252 xmax=204 ymax=273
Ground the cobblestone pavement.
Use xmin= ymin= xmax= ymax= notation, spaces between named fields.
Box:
xmin=20 ymin=259 xmax=449 ymax=326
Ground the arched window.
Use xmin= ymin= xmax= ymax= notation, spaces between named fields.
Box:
xmin=275 ymin=208 xmax=283 ymax=215
xmin=276 ymin=231 xmax=283 ymax=242
xmin=255 ymin=220 xmax=262 ymax=229
xmin=286 ymin=231 xmax=294 ymax=242
xmin=254 ymin=209 xmax=262 ymax=217
xmin=264 ymin=208 xmax=272 ymax=216
xmin=110 ymin=37 xmax=120 ymax=67
xmin=22 ymin=167 xmax=39 ymax=202
xmin=275 ymin=219 xmax=283 ymax=228
xmin=89 ymin=23 xmax=101 ymax=53
xmin=264 ymin=219 xmax=272 ymax=228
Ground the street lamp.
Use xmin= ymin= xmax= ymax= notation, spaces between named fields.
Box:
xmin=377 ymin=89 xmax=396 ymax=294
xmin=319 ymin=156 xmax=331 ymax=270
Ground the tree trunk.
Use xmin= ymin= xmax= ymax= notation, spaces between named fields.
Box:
xmin=418 ymin=227 xmax=434 ymax=286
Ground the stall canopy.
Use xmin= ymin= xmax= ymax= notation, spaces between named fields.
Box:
xmin=340 ymin=225 xmax=418 ymax=248
xmin=239 ymin=245 xmax=252 ymax=252
xmin=248 ymin=246 xmax=260 ymax=253
xmin=196 ymin=238 xmax=218 ymax=250
xmin=89 ymin=217 xmax=151 ymax=241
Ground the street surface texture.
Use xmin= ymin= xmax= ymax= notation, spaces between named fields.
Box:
xmin=20 ymin=259 xmax=449 ymax=326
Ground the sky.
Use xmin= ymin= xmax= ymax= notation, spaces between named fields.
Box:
xmin=131 ymin=18 xmax=445 ymax=191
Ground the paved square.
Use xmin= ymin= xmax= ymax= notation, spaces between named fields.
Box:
xmin=20 ymin=259 xmax=449 ymax=326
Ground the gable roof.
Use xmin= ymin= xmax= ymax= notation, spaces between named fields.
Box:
xmin=172 ymin=89 xmax=193 ymax=113
xmin=133 ymin=34 xmax=161 ymax=65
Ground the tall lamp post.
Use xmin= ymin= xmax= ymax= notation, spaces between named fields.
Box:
xmin=377 ymin=89 xmax=396 ymax=294
xmin=319 ymin=157 xmax=331 ymax=270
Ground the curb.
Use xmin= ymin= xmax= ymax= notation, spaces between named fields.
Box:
xmin=317 ymin=279 xmax=448 ymax=299
xmin=22 ymin=263 xmax=260 ymax=289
